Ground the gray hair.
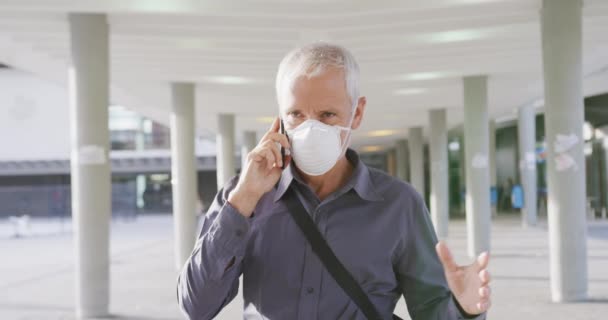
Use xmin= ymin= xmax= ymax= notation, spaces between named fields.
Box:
xmin=275 ymin=42 xmax=360 ymax=111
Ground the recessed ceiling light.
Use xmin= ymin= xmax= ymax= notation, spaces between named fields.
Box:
xmin=367 ymin=129 xmax=398 ymax=137
xmin=454 ymin=0 xmax=503 ymax=4
xmin=419 ymin=29 xmax=488 ymax=44
xmin=394 ymin=88 xmax=427 ymax=96
xmin=360 ymin=145 xmax=384 ymax=153
xmin=399 ymin=72 xmax=448 ymax=81
xmin=204 ymin=76 xmax=254 ymax=85
xmin=256 ymin=117 xmax=275 ymax=124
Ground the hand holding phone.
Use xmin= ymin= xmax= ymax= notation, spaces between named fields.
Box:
xmin=227 ymin=117 xmax=291 ymax=217
xmin=279 ymin=119 xmax=290 ymax=169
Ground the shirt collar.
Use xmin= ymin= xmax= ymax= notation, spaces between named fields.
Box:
xmin=273 ymin=148 xmax=384 ymax=203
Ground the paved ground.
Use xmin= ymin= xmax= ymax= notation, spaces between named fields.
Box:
xmin=1 ymin=214 xmax=607 ymax=319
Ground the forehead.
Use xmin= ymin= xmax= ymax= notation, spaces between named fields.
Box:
xmin=282 ymin=67 xmax=350 ymax=112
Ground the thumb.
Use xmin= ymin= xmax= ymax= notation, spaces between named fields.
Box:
xmin=436 ymin=241 xmax=459 ymax=272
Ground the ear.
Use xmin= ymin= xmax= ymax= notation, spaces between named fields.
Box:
xmin=351 ymin=96 xmax=366 ymax=130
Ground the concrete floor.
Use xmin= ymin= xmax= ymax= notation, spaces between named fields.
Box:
xmin=1 ymin=214 xmax=607 ymax=320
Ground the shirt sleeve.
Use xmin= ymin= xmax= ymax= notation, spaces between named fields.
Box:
xmin=176 ymin=176 xmax=252 ymax=320
xmin=395 ymin=187 xmax=486 ymax=320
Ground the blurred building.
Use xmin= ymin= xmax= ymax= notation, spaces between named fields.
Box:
xmin=0 ymin=67 xmax=225 ymax=218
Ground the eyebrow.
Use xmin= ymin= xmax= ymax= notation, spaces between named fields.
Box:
xmin=285 ymin=106 xmax=341 ymax=114
xmin=284 ymin=107 xmax=300 ymax=114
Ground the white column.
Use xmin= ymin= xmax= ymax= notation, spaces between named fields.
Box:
xmin=242 ymin=130 xmax=257 ymax=170
xmin=170 ymin=82 xmax=198 ymax=271
xmin=68 ymin=13 xmax=111 ymax=318
xmin=518 ymin=105 xmax=538 ymax=227
xmin=217 ymin=113 xmax=236 ymax=190
xmin=429 ymin=109 xmax=449 ymax=239
xmin=463 ymin=75 xmax=492 ymax=258
xmin=135 ymin=118 xmax=146 ymax=211
xmin=541 ymin=0 xmax=588 ymax=302
xmin=408 ymin=127 xmax=425 ymax=196
xmin=489 ymin=120 xmax=497 ymax=217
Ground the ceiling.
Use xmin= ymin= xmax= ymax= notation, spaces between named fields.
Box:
xmin=0 ymin=0 xmax=607 ymax=150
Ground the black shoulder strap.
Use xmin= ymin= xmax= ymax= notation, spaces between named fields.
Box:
xmin=284 ymin=188 xmax=402 ymax=320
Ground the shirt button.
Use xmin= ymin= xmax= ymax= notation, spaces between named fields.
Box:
xmin=235 ymin=229 xmax=243 ymax=237
xmin=306 ymin=287 xmax=314 ymax=294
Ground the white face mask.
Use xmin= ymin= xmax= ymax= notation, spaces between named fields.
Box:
xmin=285 ymin=110 xmax=355 ymax=176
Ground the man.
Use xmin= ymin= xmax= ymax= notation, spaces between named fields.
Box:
xmin=177 ymin=43 xmax=492 ymax=319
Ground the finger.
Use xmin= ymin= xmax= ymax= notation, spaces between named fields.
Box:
xmin=263 ymin=140 xmax=283 ymax=168
xmin=259 ymin=117 xmax=284 ymax=144
xmin=248 ymin=151 xmax=263 ymax=163
xmin=260 ymin=147 xmax=277 ymax=170
xmin=265 ymin=132 xmax=291 ymax=149
xmin=474 ymin=251 xmax=490 ymax=271
xmin=251 ymin=147 xmax=276 ymax=170
xmin=479 ymin=269 xmax=491 ymax=286
xmin=478 ymin=286 xmax=491 ymax=298
xmin=477 ymin=296 xmax=490 ymax=308
xmin=260 ymin=117 xmax=281 ymax=139
xmin=435 ymin=241 xmax=459 ymax=273
xmin=476 ymin=299 xmax=491 ymax=313
xmin=259 ymin=140 xmax=281 ymax=168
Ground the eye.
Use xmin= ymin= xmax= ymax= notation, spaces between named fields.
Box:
xmin=322 ymin=112 xmax=336 ymax=118
xmin=288 ymin=111 xmax=302 ymax=118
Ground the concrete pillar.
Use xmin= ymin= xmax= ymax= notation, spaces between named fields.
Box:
xmin=463 ymin=75 xmax=492 ymax=258
xmin=135 ymin=118 xmax=146 ymax=211
xmin=217 ymin=113 xmax=236 ymax=190
xmin=489 ymin=120 xmax=497 ymax=217
xmin=395 ymin=139 xmax=409 ymax=181
xmin=429 ymin=109 xmax=449 ymax=239
xmin=170 ymin=82 xmax=198 ymax=271
xmin=541 ymin=0 xmax=588 ymax=302
xmin=518 ymin=105 xmax=538 ymax=227
xmin=241 ymin=130 xmax=257 ymax=170
xmin=68 ymin=13 xmax=111 ymax=318
xmin=135 ymin=175 xmax=146 ymax=211
xmin=408 ymin=127 xmax=425 ymax=196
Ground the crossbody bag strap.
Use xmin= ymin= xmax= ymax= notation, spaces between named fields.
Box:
xmin=284 ymin=188 xmax=402 ymax=320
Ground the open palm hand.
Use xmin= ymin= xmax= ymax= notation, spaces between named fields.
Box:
xmin=436 ymin=241 xmax=492 ymax=316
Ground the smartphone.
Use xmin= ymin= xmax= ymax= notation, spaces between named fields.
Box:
xmin=279 ymin=119 xmax=288 ymax=169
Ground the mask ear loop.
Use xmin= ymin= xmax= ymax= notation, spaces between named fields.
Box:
xmin=336 ymin=99 xmax=359 ymax=157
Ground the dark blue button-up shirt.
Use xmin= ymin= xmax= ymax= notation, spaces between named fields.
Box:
xmin=177 ymin=149 xmax=485 ymax=320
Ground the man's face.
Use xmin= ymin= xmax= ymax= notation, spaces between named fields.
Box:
xmin=280 ymin=67 xmax=366 ymax=144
